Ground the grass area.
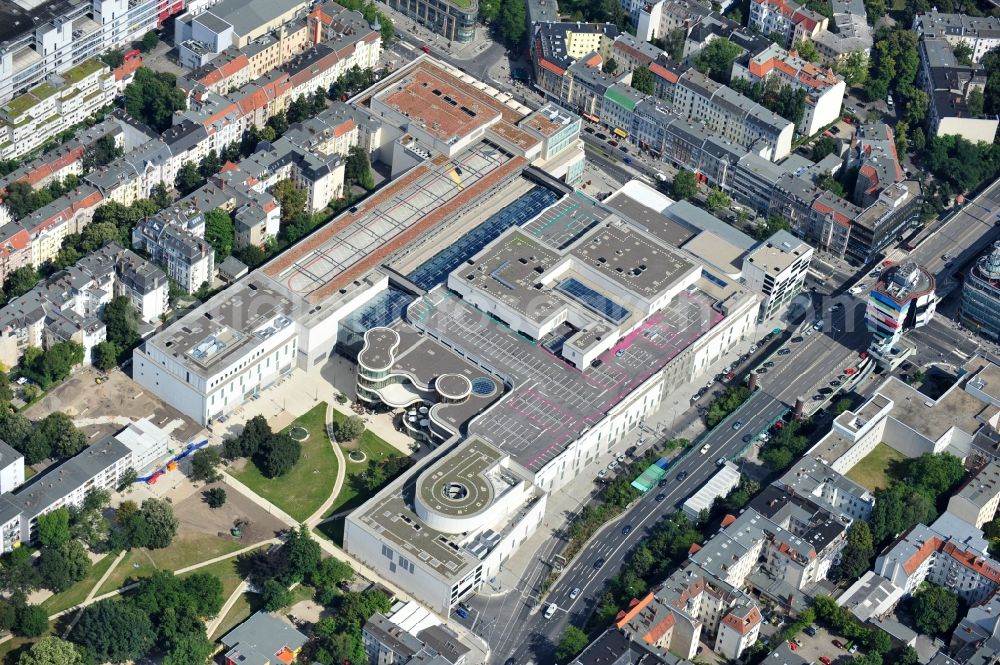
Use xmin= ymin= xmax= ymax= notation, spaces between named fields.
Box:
xmin=324 ymin=409 xmax=407 ymax=517
xmin=23 ymin=466 xmax=36 ymax=480
xmin=97 ymin=534 xmax=246 ymax=595
xmin=231 ymin=403 xmax=338 ymax=522
xmin=177 ymin=547 xmax=260 ymax=599
xmin=210 ymin=592 xmax=256 ymax=641
xmin=0 ymin=622 xmax=55 ymax=664
xmin=40 ymin=552 xmax=119 ymax=615
xmin=847 ymin=442 xmax=907 ymax=491
xmin=316 ymin=518 xmax=345 ymax=546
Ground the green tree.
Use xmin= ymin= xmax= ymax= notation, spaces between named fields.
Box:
xmin=603 ymin=57 xmax=619 ymax=74
xmin=863 ymin=0 xmax=885 ymax=22
xmin=83 ymin=135 xmax=124 ymax=171
xmin=312 ymin=625 xmax=366 ymax=665
xmin=204 ymin=487 xmax=227 ymax=508
xmin=271 ymin=179 xmax=308 ymax=225
xmin=37 ymin=508 xmax=71 ymax=547
xmin=496 ymin=0 xmax=528 ymax=47
xmin=140 ymin=31 xmax=160 ymax=53
xmin=834 ymin=397 xmax=854 ymax=415
xmin=261 ymin=579 xmax=294 ymax=611
xmin=152 ymin=182 xmax=172 ymax=209
xmin=333 ymin=415 xmax=365 ymax=442
xmin=555 ymin=626 xmax=589 ymax=663
xmin=100 ymin=49 xmax=125 ymax=68
xmin=813 ymin=136 xmax=837 ymax=161
xmin=35 ymin=412 xmax=87 ymax=459
xmin=71 ymin=599 xmax=155 ymax=663
xmin=198 ymin=149 xmax=222 ymax=179
xmin=102 ymin=297 xmax=139 ymax=354
xmin=663 ymin=28 xmax=686 ymax=61
xmin=18 ymin=637 xmax=88 ymax=665
xmin=834 ymin=521 xmax=875 ymax=582
xmin=4 ymin=266 xmax=40 ymax=300
xmin=694 ymin=39 xmax=743 ymax=82
xmin=631 ymin=66 xmax=655 ymax=94
xmin=225 ymin=414 xmax=272 ymax=458
xmin=253 ymin=433 xmax=301 ymax=478
xmin=38 ymin=540 xmax=91 ymax=592
xmin=793 ymin=39 xmax=820 ymax=62
xmin=204 ymin=208 xmax=234 ymax=260
xmin=191 ymin=448 xmax=222 ymax=482
xmin=672 ymin=169 xmax=699 ymax=199
xmin=345 ymin=146 xmax=375 ymax=191
xmin=13 ymin=605 xmax=48 ymax=638
xmin=175 ymin=161 xmax=203 ymax=196
xmin=836 ymin=51 xmax=870 ymax=87
xmin=124 ymin=68 xmax=186 ymax=133
xmin=287 ymin=95 xmax=312 ymax=124
xmin=163 ymin=633 xmax=213 ymax=665
xmin=754 ymin=214 xmax=792 ymax=240
xmin=705 ymin=188 xmax=731 ymax=211
xmin=911 ymin=583 xmax=959 ymax=635
xmin=968 ymin=87 xmax=985 ymax=117
xmin=954 ymin=42 xmax=974 ymax=66
xmin=138 ymin=498 xmax=178 ymax=549
xmin=93 ymin=341 xmax=121 ymax=370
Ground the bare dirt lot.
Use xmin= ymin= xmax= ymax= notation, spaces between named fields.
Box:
xmin=24 ymin=366 xmax=203 ymax=445
xmin=173 ymin=481 xmax=288 ymax=544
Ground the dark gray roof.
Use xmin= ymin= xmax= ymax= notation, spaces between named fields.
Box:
xmin=11 ymin=436 xmax=130 ymax=520
xmin=0 ymin=439 xmax=22 ymax=472
xmin=221 ymin=612 xmax=308 ymax=665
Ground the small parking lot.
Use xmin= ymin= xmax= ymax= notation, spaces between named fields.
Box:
xmin=790 ymin=624 xmax=853 ymax=665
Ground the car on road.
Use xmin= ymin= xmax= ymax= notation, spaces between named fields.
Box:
xmin=777 ymin=348 xmax=791 ymax=355
xmin=623 ymin=157 xmax=632 ymax=164
xmin=691 ymin=393 xmax=702 ymax=402
xmin=569 ymin=588 xmax=580 ymax=600
xmin=813 ymin=394 xmax=823 ymax=401
xmin=655 ymin=493 xmax=666 ymax=501
xmin=608 ymin=140 xmax=619 ymax=147
xmin=723 ymin=365 xmax=733 ymax=373
xmin=544 ymin=603 xmax=558 ymax=619
xmin=763 ymin=361 xmax=775 ymax=368
xmin=596 ymin=133 xmax=607 ymax=140
xmin=594 ymin=558 xmax=606 ymax=569
xmin=618 ymin=145 xmax=628 ymax=153
xmin=845 ymin=367 xmax=857 ymax=375
xmin=819 ymin=387 xmax=833 ymax=395
xmin=716 ymin=457 xmax=727 ymax=466
xmin=615 ymin=349 xmax=625 ymax=358
xmin=626 ymin=446 xmax=637 ymax=456
xmin=732 ymin=420 xmax=744 ymax=430
xmin=833 ymin=640 xmax=844 ymax=649
xmin=597 ymin=469 xmax=608 ymax=477
xmin=616 ymin=454 xmax=626 ymax=463
xmin=820 ymin=658 xmax=832 ymax=665
xmin=742 ymin=434 xmax=753 ymax=442
xmin=791 ymin=336 xmax=803 ymax=343
xmin=584 ymin=127 xmax=595 ymax=134
xmin=420 ymin=44 xmax=431 ymax=53
xmin=757 ymin=367 xmax=768 ymax=374
xmin=677 ymin=470 xmax=689 ymax=481
xmin=749 ymin=344 xmax=758 ymax=352
xmin=831 ymin=380 xmax=842 ymax=386
xmin=622 ymin=525 xmax=632 ymax=535
xmin=659 ymin=478 xmax=669 ymax=487
xmin=607 ymin=460 xmax=618 ymax=469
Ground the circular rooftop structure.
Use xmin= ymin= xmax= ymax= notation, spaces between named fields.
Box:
xmin=471 ymin=376 xmax=497 ymax=397
xmin=359 ymin=327 xmax=399 ymax=373
xmin=414 ymin=438 xmax=502 ymax=533
xmin=435 ymin=373 xmax=472 ymax=402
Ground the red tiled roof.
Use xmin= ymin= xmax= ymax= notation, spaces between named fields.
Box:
xmin=903 ymin=536 xmax=942 ymax=574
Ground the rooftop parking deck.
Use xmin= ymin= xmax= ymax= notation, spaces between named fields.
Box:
xmin=408 ymin=286 xmax=724 ymax=472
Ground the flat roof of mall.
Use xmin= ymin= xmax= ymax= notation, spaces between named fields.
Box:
xmin=521 ymin=191 xmax=610 ymax=250
xmin=409 ymin=286 xmax=726 ymax=472
xmin=263 ymin=142 xmax=526 ymax=302
xmin=416 ymin=437 xmax=504 ymax=517
xmin=376 ymin=67 xmax=501 ymax=143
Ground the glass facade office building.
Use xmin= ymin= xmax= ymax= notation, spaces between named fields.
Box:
xmin=385 ymin=0 xmax=478 ymax=43
xmin=961 ymin=242 xmax=1000 ymax=342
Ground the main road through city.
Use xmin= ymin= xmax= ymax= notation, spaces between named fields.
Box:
xmin=475 ymin=298 xmax=870 ymax=664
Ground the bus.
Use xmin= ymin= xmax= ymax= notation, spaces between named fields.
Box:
xmin=613 ymin=127 xmax=628 ymax=139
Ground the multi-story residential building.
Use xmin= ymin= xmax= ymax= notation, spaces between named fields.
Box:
xmin=948 ymin=462 xmax=1000 ymax=530
xmin=0 ymin=418 xmax=171 ymax=551
xmin=0 ymin=441 xmax=24 ymax=496
xmin=614 ymin=562 xmax=763 ymax=660
xmin=914 ymin=11 xmax=1000 ymax=65
xmin=961 ymin=241 xmax=1000 ymax=342
xmin=0 ymin=0 xmax=184 ymax=106
xmin=132 ymin=217 xmax=215 ymax=294
xmin=362 ymin=602 xmax=472 ymax=665
xmin=918 ymin=36 xmax=999 ymax=143
xmin=0 ymin=58 xmax=116 ymax=161
xmin=731 ymin=43 xmax=846 ymax=136
xmin=0 ymin=242 xmax=166 ymax=368
xmin=741 ymin=229 xmax=812 ymax=320
xmin=812 ymin=0 xmax=873 ymax=63
xmin=865 ymin=261 xmax=937 ymax=348
xmin=845 ymin=123 xmax=904 ymax=207
xmin=748 ymin=0 xmax=827 ymax=48
xmin=637 ymin=0 xmax=712 ymax=42
xmin=669 ymin=69 xmax=795 ymax=160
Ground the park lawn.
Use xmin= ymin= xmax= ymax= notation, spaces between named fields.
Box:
xmin=40 ymin=552 xmax=119 ymax=615
xmin=847 ymin=442 xmax=907 ymax=491
xmin=324 ymin=414 xmax=407 ymax=517
xmin=178 ymin=548 xmax=258 ymax=599
xmin=231 ymin=403 xmax=338 ymax=522
xmin=97 ymin=534 xmax=245 ymax=595
xmin=210 ymin=592 xmax=256 ymax=641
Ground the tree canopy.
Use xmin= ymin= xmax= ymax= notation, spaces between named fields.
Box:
xmin=71 ymin=599 xmax=156 ymax=663
xmin=124 ymin=68 xmax=186 ymax=133
xmin=204 ymin=208 xmax=235 ymax=260
xmin=17 ymin=637 xmax=88 ymax=665
xmin=630 ymin=66 xmax=655 ymax=94
xmin=694 ymin=39 xmax=742 ymax=82
xmin=910 ymin=583 xmax=959 ymax=636
xmin=671 ymin=169 xmax=699 ymax=199
xmin=555 ymin=626 xmax=589 ymax=663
